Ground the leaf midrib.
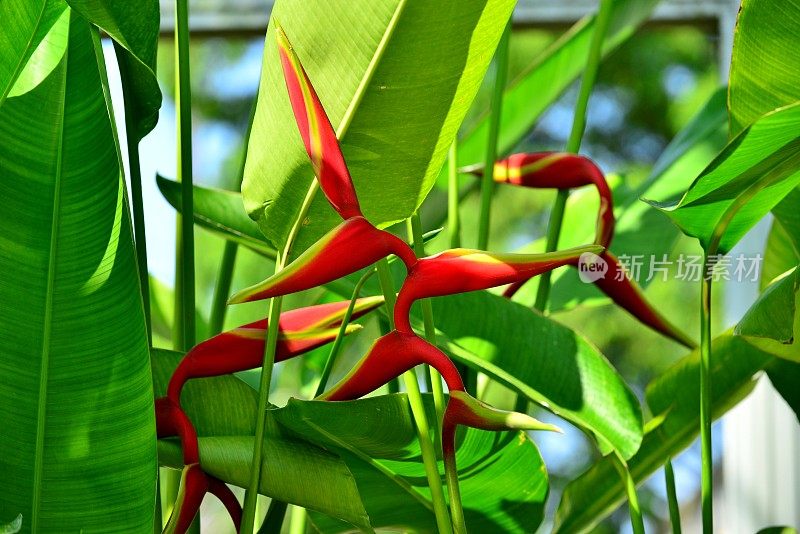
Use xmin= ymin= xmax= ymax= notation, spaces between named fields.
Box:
xmin=31 ymin=15 xmax=69 ymax=530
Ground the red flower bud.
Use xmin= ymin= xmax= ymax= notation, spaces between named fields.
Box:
xmin=469 ymin=152 xmax=614 ymax=247
xmin=276 ymin=24 xmax=362 ymax=220
xmin=393 ymin=245 xmax=603 ymax=333
xmin=228 ymin=217 xmax=416 ymax=304
xmin=167 ymin=297 xmax=384 ymax=404
xmin=162 ymin=463 xmax=242 ymax=534
xmin=318 ymin=330 xmax=464 ymax=401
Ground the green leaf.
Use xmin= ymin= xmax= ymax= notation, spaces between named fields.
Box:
xmin=151 ymin=348 xmax=257 ymax=436
xmin=553 ymin=333 xmax=772 ymax=532
xmin=756 ymin=528 xmax=799 ymax=534
xmin=765 ymin=359 xmax=800 ymax=423
xmin=0 ymin=10 xmax=156 ymax=531
xmin=242 ymin=0 xmax=516 ymax=259
xmin=275 ymin=394 xmax=548 ymax=533
xmin=157 ymin=175 xmax=276 ymax=259
xmin=729 ymin=0 xmax=800 ymax=136
xmin=763 ymin=218 xmax=800 ymax=290
xmin=736 ymin=268 xmax=800 ymax=362
xmin=0 ymin=0 xmax=67 ymax=106
xmin=66 ymin=0 xmax=161 ymax=138
xmin=431 ymin=291 xmax=643 ymax=459
xmin=451 ymin=0 xmax=658 ymax=171
xmin=158 ymin=436 xmax=372 ymax=530
xmin=647 ymin=102 xmax=800 ymax=255
xmin=513 ymin=88 xmax=729 ymax=310
xmin=148 ymin=275 xmax=210 ymax=347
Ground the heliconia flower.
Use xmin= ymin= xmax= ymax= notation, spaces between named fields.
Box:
xmin=591 ymin=251 xmax=696 ymax=348
xmin=162 ymin=463 xmax=242 ymax=534
xmin=276 ymin=24 xmax=362 ymax=220
xmin=167 ymin=297 xmax=384 ymax=404
xmin=228 ymin=217 xmax=416 ymax=304
xmin=156 ymin=397 xmax=199 ymax=465
xmin=318 ymin=330 xmax=465 ymax=401
xmin=393 ymin=245 xmax=603 ymax=333
xmin=467 ymin=152 xmax=615 ymax=247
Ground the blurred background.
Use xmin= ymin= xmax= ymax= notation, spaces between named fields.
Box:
xmin=103 ymin=0 xmax=799 ymax=531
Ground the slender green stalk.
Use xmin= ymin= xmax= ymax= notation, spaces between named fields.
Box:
xmin=175 ymin=0 xmax=195 ymax=349
xmin=700 ymin=254 xmax=713 ymax=533
xmin=376 ymin=259 xmax=453 ymax=534
xmin=410 ymin=213 xmax=446 ymax=430
xmin=242 ymin=182 xmax=321 ymax=534
xmin=314 ymin=269 xmax=376 ymax=397
xmin=208 ymin=242 xmax=238 ymax=336
xmin=665 ymin=458 xmax=682 ymax=534
xmin=533 ymin=0 xmax=614 ymax=312
xmin=477 ymin=21 xmax=511 ymax=251
xmin=289 ymin=506 xmax=307 ymax=534
xmin=447 ymin=141 xmax=461 ymax=249
xmin=611 ymin=453 xmax=645 ymax=534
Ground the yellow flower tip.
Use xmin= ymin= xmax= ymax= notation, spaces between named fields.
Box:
xmin=504 ymin=411 xmax=563 ymax=434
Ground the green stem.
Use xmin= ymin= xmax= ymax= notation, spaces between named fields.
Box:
xmin=476 ymin=21 xmax=511 ymax=252
xmin=611 ymin=453 xmax=645 ymax=534
xmin=533 ymin=0 xmax=614 ymax=313
xmin=314 ymin=269 xmax=376 ymax=397
xmin=208 ymin=241 xmax=238 ymax=336
xmin=665 ymin=458 xmax=682 ymax=534
xmin=289 ymin=506 xmax=307 ymax=534
xmin=242 ymin=182 xmax=321 ymax=534
xmin=447 ymin=141 xmax=461 ymax=249
xmin=700 ymin=253 xmax=713 ymax=533
xmin=376 ymin=259 xmax=453 ymax=534
xmin=175 ymin=0 xmax=195 ymax=349
xmin=410 ymin=213 xmax=446 ymax=434
xmin=444 ymin=452 xmax=466 ymax=534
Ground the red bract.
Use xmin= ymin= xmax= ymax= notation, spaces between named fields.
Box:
xmin=156 ymin=397 xmax=199 ymax=465
xmin=471 ymin=151 xmax=614 ymax=247
xmin=393 ymin=245 xmax=602 ymax=333
xmin=163 ymin=463 xmax=242 ymax=534
xmin=276 ymin=24 xmax=362 ymax=220
xmin=167 ymin=297 xmax=383 ymax=404
xmin=228 ymin=217 xmax=416 ymax=304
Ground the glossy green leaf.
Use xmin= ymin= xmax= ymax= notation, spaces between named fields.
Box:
xmin=151 ymin=348 xmax=257 ymax=436
xmin=647 ymin=102 xmax=800 ymax=255
xmin=157 ymin=175 xmax=276 ymax=259
xmin=513 ymin=88 xmax=729 ymax=310
xmin=554 ymin=333 xmax=772 ymax=533
xmin=451 ymin=0 xmax=658 ymax=172
xmin=242 ymin=0 xmax=516 ymax=259
xmin=765 ymin=358 xmax=800 ymax=423
xmin=431 ymin=291 xmax=643 ymax=459
xmin=0 ymin=0 xmax=67 ymax=106
xmin=0 ymin=10 xmax=156 ymax=531
xmin=67 ymin=0 xmax=161 ymax=138
xmin=737 ymin=268 xmax=800 ymax=362
xmin=275 ymin=394 xmax=548 ymax=533
xmin=729 ymin=0 xmax=800 ymax=136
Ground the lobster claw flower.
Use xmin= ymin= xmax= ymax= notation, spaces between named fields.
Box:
xmin=591 ymin=251 xmax=696 ymax=348
xmin=276 ymin=24 xmax=362 ymax=220
xmin=318 ymin=330 xmax=465 ymax=401
xmin=393 ymin=245 xmax=603 ymax=333
xmin=228 ymin=217 xmax=416 ymax=304
xmin=162 ymin=463 xmax=242 ymax=534
xmin=156 ymin=397 xmax=200 ymax=465
xmin=167 ymin=297 xmax=384 ymax=404
xmin=468 ymin=152 xmax=614 ymax=247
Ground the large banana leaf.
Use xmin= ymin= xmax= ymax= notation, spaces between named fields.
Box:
xmin=765 ymin=358 xmax=800 ymax=423
xmin=647 ymin=102 xmax=800 ymax=255
xmin=553 ymin=333 xmax=772 ymax=533
xmin=450 ymin=0 xmax=659 ymax=172
xmin=275 ymin=395 xmax=548 ymax=533
xmin=729 ymin=0 xmax=800 ymax=136
xmin=0 ymin=0 xmax=67 ymax=106
xmin=431 ymin=291 xmax=643 ymax=459
xmin=242 ymin=0 xmax=516 ymax=259
xmin=0 ymin=9 xmax=156 ymax=532
xmin=66 ymin=0 xmax=161 ymax=138
xmin=512 ymin=88 xmax=729 ymax=311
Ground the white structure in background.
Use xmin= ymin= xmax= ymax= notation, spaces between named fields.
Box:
xmin=155 ymin=0 xmax=800 ymax=530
